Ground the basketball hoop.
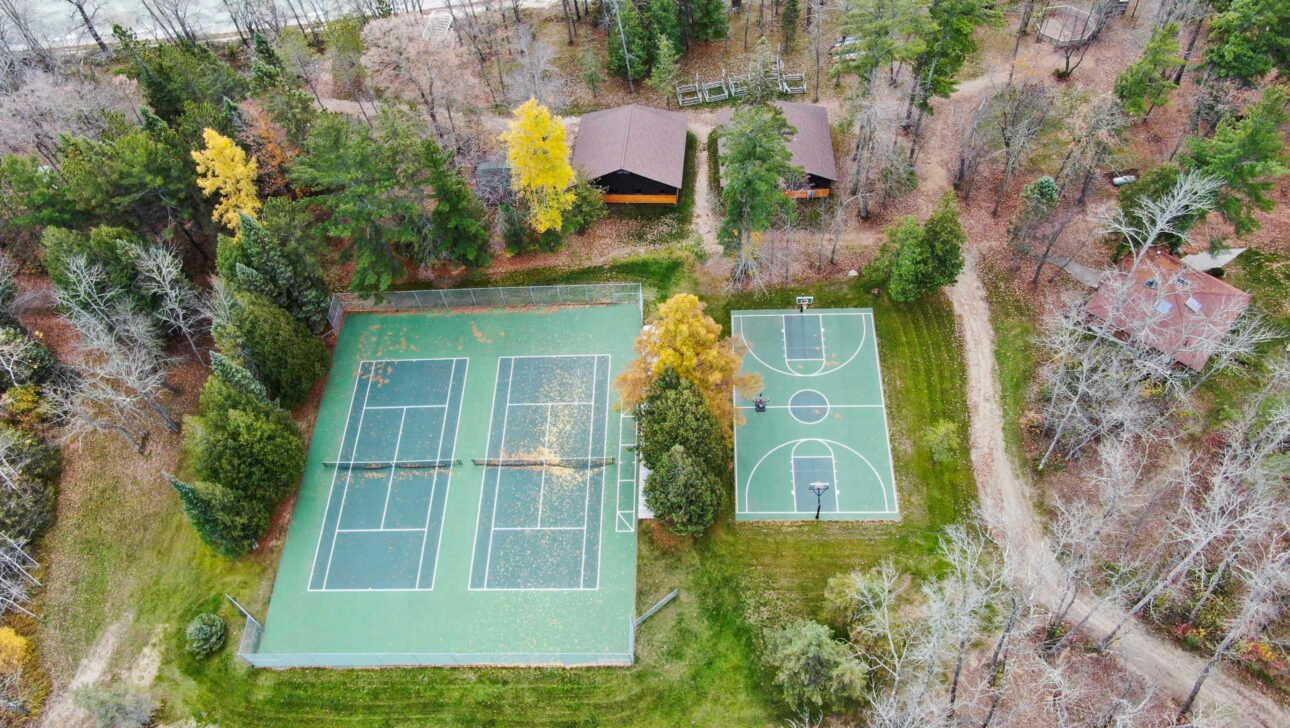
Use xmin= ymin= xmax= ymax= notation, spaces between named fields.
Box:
xmin=795 ymin=295 xmax=814 ymax=313
xmin=808 ymin=481 xmax=830 ymax=520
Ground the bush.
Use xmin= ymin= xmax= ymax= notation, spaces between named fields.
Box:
xmin=190 ymin=408 xmax=304 ymax=508
xmin=72 ymin=684 xmax=157 ymax=728
xmin=642 ymin=445 xmax=723 ymax=537
xmin=922 ymin=419 xmax=961 ymax=464
xmin=0 ymin=427 xmax=61 ymax=543
xmin=0 ymin=385 xmax=51 ymax=432
xmin=765 ymin=620 xmax=867 ymax=713
xmin=562 ymin=178 xmax=608 ymax=235
xmin=223 ymin=291 xmax=327 ymax=409
xmin=0 ymin=327 xmax=56 ymax=388
xmin=637 ymin=368 xmax=727 ymax=475
xmin=184 ymin=613 xmax=228 ymax=657
xmin=0 ymin=627 xmax=29 ymax=675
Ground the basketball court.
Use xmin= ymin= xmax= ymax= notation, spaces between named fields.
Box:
xmin=733 ymin=305 xmax=899 ymax=521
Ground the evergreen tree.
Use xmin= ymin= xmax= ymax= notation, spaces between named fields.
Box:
xmin=169 ymin=475 xmax=266 ymax=557
xmin=1205 ymin=0 xmax=1290 ymax=85
xmin=425 ymin=140 xmax=492 ymax=267
xmin=210 ymin=351 xmax=268 ymax=403
xmin=217 ymin=211 xmax=329 ymax=331
xmin=112 ymin=25 xmax=246 ymax=123
xmin=689 ymin=0 xmax=730 ymax=43
xmin=886 ymin=193 xmax=965 ymax=302
xmin=607 ymin=0 xmax=651 ymax=82
xmin=642 ymin=445 xmax=723 ymax=536
xmin=647 ymin=0 xmax=684 ymax=60
xmin=190 ymin=408 xmax=305 ymax=508
xmin=719 ymin=104 xmax=801 ymax=284
xmin=1114 ymin=23 xmax=1182 ymax=119
xmin=766 ymin=620 xmax=867 ymax=712
xmin=1182 ymin=86 xmax=1289 ymax=236
xmin=222 ymin=291 xmax=328 ymax=409
xmin=781 ymin=0 xmax=800 ymax=53
xmin=835 ymin=0 xmax=931 ymax=87
xmin=250 ymin=32 xmax=284 ymax=91
xmin=581 ymin=48 xmax=605 ymax=96
xmin=905 ymin=0 xmax=1002 ymax=137
xmin=648 ymin=34 xmax=683 ymax=106
xmin=262 ymin=87 xmax=318 ymax=148
xmin=637 ymin=368 xmax=727 ymax=476
xmin=563 ymin=179 xmax=609 ymax=234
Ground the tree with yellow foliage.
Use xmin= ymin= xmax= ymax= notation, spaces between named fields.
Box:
xmin=0 ymin=627 xmax=28 ymax=675
xmin=618 ymin=293 xmax=760 ymax=438
xmin=191 ymin=128 xmax=262 ymax=233
xmin=500 ymin=99 xmax=575 ymax=234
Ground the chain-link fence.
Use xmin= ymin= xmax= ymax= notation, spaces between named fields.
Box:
xmin=327 ymin=283 xmax=644 ymax=332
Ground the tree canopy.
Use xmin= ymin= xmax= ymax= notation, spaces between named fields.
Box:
xmin=501 ymin=99 xmax=576 ymax=234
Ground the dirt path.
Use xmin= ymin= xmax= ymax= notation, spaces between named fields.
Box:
xmin=689 ymin=119 xmax=722 ymax=257
xmin=947 ymin=254 xmax=1287 ymax=725
xmin=38 ymin=616 xmax=132 ymax=727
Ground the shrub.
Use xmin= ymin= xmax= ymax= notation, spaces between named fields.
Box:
xmin=184 ymin=613 xmax=228 ymax=657
xmin=0 ymin=627 xmax=29 ymax=675
xmin=0 ymin=385 xmax=51 ymax=432
xmin=223 ymin=291 xmax=327 ymax=409
xmin=637 ymin=368 xmax=727 ymax=475
xmin=72 ymin=684 xmax=157 ymax=728
xmin=190 ymin=408 xmax=304 ymax=508
xmin=0 ymin=327 xmax=56 ymax=388
xmin=0 ymin=427 xmax=61 ymax=543
xmin=642 ymin=445 xmax=723 ymax=537
xmin=765 ymin=620 xmax=867 ymax=713
xmin=562 ymin=178 xmax=608 ymax=235
xmin=922 ymin=419 xmax=961 ymax=464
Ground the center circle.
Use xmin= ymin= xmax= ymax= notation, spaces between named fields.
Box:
xmin=788 ymin=389 xmax=829 ymax=424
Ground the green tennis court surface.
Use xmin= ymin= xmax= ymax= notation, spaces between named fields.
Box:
xmin=733 ymin=308 xmax=899 ymax=521
xmin=253 ymin=303 xmax=640 ymax=667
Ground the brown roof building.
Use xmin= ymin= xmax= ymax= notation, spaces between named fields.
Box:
xmin=715 ymin=101 xmax=838 ymax=198
xmin=572 ymin=104 xmax=688 ymax=204
xmin=1085 ymin=248 xmax=1251 ymax=371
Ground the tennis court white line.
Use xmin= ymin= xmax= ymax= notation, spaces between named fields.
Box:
xmin=321 ymin=367 xmax=376 ymax=589
xmin=536 ymin=404 xmax=553 ymax=528
xmin=734 ymin=312 xmax=870 ymax=319
xmin=736 ymin=404 xmax=884 ymax=409
xmin=595 ymin=354 xmax=611 ymax=590
xmin=426 ymin=358 xmax=467 ymax=591
xmin=337 ymin=527 xmax=425 ymax=533
xmin=378 ymin=408 xmax=409 ymax=529
xmin=737 ymin=510 xmax=901 ymax=515
xmin=363 ymin=404 xmax=447 ymax=410
xmin=578 ymin=356 xmax=597 ymax=586
xmin=738 ymin=314 xmax=868 ymax=379
xmin=493 ymin=526 xmax=585 ymax=531
xmin=416 ymin=357 xmax=456 ymax=589
xmin=468 ymin=359 xmax=505 ymax=590
xmin=481 ymin=360 xmax=516 ymax=589
xmin=308 ymin=361 xmax=367 ymax=587
xmin=867 ymin=314 xmax=898 ymax=513
xmin=508 ymin=401 xmax=596 ymax=406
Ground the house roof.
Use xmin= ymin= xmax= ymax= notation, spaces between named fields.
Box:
xmin=715 ymin=101 xmax=838 ymax=182
xmin=1085 ymin=248 xmax=1251 ymax=371
xmin=571 ymin=105 xmax=688 ymax=188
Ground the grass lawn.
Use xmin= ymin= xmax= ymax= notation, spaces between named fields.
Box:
xmin=35 ymin=258 xmax=974 ymax=726
xmin=980 ymin=268 xmax=1042 ymax=473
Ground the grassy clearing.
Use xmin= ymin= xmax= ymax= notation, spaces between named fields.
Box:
xmin=980 ymin=268 xmax=1042 ymax=473
xmin=35 ymin=260 xmax=974 ymax=726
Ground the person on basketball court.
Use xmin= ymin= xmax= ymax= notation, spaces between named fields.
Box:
xmin=754 ymin=393 xmax=768 ymax=412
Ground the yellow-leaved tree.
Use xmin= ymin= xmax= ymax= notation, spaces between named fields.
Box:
xmin=618 ymin=293 xmax=761 ymax=438
xmin=500 ymin=98 xmax=575 ymax=233
xmin=191 ymin=128 xmax=262 ymax=233
xmin=0 ymin=626 xmax=28 ymax=675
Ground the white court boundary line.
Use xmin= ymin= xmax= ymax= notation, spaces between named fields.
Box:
xmin=470 ymin=354 xmax=611 ymax=592
xmin=734 ymin=311 xmax=869 ymax=380
xmin=789 ymin=444 xmax=842 ymax=513
xmin=615 ymin=412 xmax=638 ymax=533
xmin=309 ymin=357 xmax=467 ymax=593
xmin=741 ymin=437 xmax=894 ymax=515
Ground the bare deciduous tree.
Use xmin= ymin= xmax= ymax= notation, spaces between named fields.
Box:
xmin=130 ymin=242 xmax=205 ymax=357
xmin=0 ymin=69 xmax=144 ymax=161
xmin=990 ymin=82 xmax=1053 ymax=217
xmin=59 ymin=0 xmax=110 ymax=54
xmin=1055 ymin=94 xmax=1127 ymax=205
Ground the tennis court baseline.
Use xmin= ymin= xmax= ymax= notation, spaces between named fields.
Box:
xmin=469 ymin=355 xmax=611 ymax=590
xmin=309 ymin=358 xmax=467 ymax=591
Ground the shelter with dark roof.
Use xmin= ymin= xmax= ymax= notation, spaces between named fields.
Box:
xmin=1085 ymin=248 xmax=1251 ymax=371
xmin=715 ymin=101 xmax=838 ymax=199
xmin=572 ymin=104 xmax=688 ymax=204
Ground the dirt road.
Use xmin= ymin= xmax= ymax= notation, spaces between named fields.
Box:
xmin=947 ymin=254 xmax=1287 ymax=725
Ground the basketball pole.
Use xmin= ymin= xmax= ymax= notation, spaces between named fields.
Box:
xmin=808 ymin=482 xmax=829 ymax=520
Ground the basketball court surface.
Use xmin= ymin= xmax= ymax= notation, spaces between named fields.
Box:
xmin=252 ymin=303 xmax=640 ymax=667
xmin=732 ymin=307 xmax=899 ymax=521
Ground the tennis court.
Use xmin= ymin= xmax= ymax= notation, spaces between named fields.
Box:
xmin=733 ymin=308 xmax=900 ymax=521
xmin=250 ymin=298 xmax=641 ymax=667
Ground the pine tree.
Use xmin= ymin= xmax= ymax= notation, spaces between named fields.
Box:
xmin=210 ymin=351 xmax=268 ymax=403
xmin=1182 ymin=86 xmax=1289 ymax=236
xmin=781 ymin=0 xmax=801 ymax=53
xmin=642 ymin=445 xmax=723 ymax=536
xmin=581 ymin=48 xmax=605 ymax=96
xmin=169 ymin=475 xmax=265 ymax=557
xmin=191 ymin=128 xmax=262 ymax=233
xmin=1205 ymin=0 xmax=1290 ymax=85
xmin=647 ymin=0 xmax=684 ymax=60
xmin=886 ymin=193 xmax=965 ymax=302
xmin=425 ymin=140 xmax=492 ymax=266
xmin=1114 ymin=24 xmax=1182 ymax=119
xmin=607 ymin=0 xmax=651 ymax=83
xmin=638 ymin=368 xmax=727 ymax=475
xmin=648 ymin=34 xmax=683 ymax=106
xmin=217 ymin=211 xmax=328 ymax=331
xmin=718 ymin=104 xmax=801 ymax=284
xmin=222 ymin=291 xmax=328 ymax=409
xmin=251 ymin=32 xmax=284 ymax=91
xmin=500 ymin=99 xmax=576 ymax=234
xmin=689 ymin=0 xmax=730 ymax=43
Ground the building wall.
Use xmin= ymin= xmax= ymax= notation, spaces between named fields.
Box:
xmin=594 ymin=170 xmax=679 ymax=197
